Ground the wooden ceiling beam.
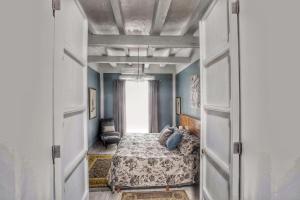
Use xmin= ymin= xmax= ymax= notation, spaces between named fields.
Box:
xmin=109 ymin=0 xmax=125 ymax=34
xmin=88 ymin=56 xmax=191 ymax=64
xmin=151 ymin=0 xmax=172 ymax=35
xmin=89 ymin=35 xmax=199 ymax=48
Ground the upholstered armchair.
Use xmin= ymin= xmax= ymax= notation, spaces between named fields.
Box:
xmin=99 ymin=118 xmax=121 ymax=148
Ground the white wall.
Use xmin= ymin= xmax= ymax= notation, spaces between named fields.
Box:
xmin=0 ymin=0 xmax=54 ymax=200
xmin=240 ymin=0 xmax=300 ymax=199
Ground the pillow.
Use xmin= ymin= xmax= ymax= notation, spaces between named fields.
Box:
xmin=158 ymin=128 xmax=173 ymax=145
xmin=177 ymin=128 xmax=188 ymax=134
xmin=168 ymin=126 xmax=178 ymax=132
xmin=101 ymin=119 xmax=115 ymax=132
xmin=160 ymin=124 xmax=171 ymax=134
xmin=102 ymin=125 xmax=115 ymax=132
xmin=178 ymin=133 xmax=200 ymax=155
xmin=166 ymin=131 xmax=183 ymax=150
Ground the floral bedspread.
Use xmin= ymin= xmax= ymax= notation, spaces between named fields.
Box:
xmin=109 ymin=133 xmax=199 ymax=188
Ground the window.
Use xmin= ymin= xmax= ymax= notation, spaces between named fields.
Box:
xmin=125 ymin=81 xmax=149 ymax=134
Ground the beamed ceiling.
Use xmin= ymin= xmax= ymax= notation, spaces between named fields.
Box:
xmin=79 ymin=0 xmax=211 ymax=69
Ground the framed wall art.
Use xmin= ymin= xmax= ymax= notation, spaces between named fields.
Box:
xmin=176 ymin=97 xmax=181 ymax=115
xmin=89 ymin=88 xmax=97 ymax=119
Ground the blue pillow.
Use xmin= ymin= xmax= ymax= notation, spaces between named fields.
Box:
xmin=166 ymin=131 xmax=183 ymax=150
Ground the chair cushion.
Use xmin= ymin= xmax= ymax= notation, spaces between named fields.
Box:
xmin=101 ymin=136 xmax=120 ymax=144
xmin=101 ymin=131 xmax=121 ymax=144
xmin=166 ymin=130 xmax=183 ymax=150
xmin=101 ymin=132 xmax=121 ymax=137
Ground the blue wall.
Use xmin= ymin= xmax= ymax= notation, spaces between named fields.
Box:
xmin=87 ymin=67 xmax=100 ymax=147
xmin=103 ymin=73 xmax=173 ymax=132
xmin=176 ymin=60 xmax=200 ymax=125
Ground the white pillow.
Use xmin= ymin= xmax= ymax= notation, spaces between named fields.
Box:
xmin=102 ymin=125 xmax=115 ymax=132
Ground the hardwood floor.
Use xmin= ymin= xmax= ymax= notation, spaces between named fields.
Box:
xmin=89 ymin=185 xmax=199 ymax=200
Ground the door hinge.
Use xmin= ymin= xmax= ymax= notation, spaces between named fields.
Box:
xmin=52 ymin=0 xmax=61 ymax=10
xmin=52 ymin=0 xmax=61 ymax=17
xmin=233 ymin=142 xmax=242 ymax=155
xmin=200 ymin=148 xmax=205 ymax=158
xmin=232 ymin=1 xmax=240 ymax=14
xmin=52 ymin=145 xmax=61 ymax=164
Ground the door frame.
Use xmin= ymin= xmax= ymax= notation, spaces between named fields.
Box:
xmin=199 ymin=0 xmax=241 ymax=199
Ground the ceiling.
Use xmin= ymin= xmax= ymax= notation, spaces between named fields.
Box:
xmin=79 ymin=0 xmax=210 ymax=70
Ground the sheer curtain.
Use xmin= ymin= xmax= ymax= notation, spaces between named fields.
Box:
xmin=149 ymin=80 xmax=159 ymax=133
xmin=125 ymin=81 xmax=149 ymax=134
xmin=113 ymin=80 xmax=126 ymax=136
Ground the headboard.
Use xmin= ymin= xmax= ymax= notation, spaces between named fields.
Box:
xmin=179 ymin=114 xmax=201 ymax=137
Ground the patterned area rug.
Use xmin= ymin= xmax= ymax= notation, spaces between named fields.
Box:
xmin=121 ymin=190 xmax=190 ymax=200
xmin=88 ymin=154 xmax=112 ymax=188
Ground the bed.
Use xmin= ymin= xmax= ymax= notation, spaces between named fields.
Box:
xmin=109 ymin=114 xmax=200 ymax=189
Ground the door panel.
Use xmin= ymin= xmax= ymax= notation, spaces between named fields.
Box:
xmin=64 ymin=0 xmax=86 ymax=62
xmin=205 ymin=158 xmax=229 ymax=200
xmin=64 ymin=161 xmax=87 ymax=200
xmin=53 ymin=0 xmax=88 ymax=199
xmin=206 ymin=111 xmax=230 ymax=165
xmin=62 ymin=113 xmax=85 ymax=168
xmin=204 ymin=0 xmax=229 ymax=60
xmin=205 ymin=56 xmax=230 ymax=107
xmin=63 ymin=55 xmax=84 ymax=109
xmin=200 ymin=0 xmax=240 ymax=199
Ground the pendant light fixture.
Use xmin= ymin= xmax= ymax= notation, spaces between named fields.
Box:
xmin=119 ymin=48 xmax=155 ymax=81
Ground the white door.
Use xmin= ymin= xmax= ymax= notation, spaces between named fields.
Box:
xmin=53 ymin=0 xmax=89 ymax=199
xmin=199 ymin=0 xmax=240 ymax=200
